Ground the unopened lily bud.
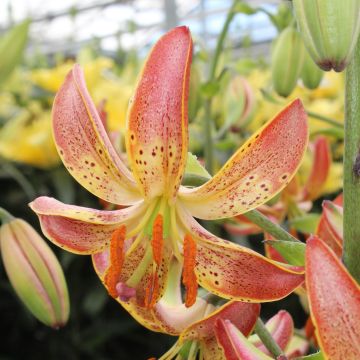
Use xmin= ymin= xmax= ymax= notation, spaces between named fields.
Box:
xmin=293 ymin=0 xmax=360 ymax=72
xmin=223 ymin=75 xmax=254 ymax=129
xmin=301 ymin=49 xmax=324 ymax=89
xmin=271 ymin=27 xmax=305 ymax=97
xmin=0 ymin=209 xmax=69 ymax=328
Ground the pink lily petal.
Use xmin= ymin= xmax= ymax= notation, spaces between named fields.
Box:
xmin=30 ymin=196 xmax=145 ymax=254
xmin=306 ymin=235 xmax=360 ymax=360
xmin=126 ymin=26 xmax=192 ymax=200
xmin=249 ymin=310 xmax=294 ymax=355
xmin=179 ymin=99 xmax=308 ymax=219
xmin=316 ymin=198 xmax=343 ymax=257
xmin=321 ymin=200 xmax=343 ymax=245
xmin=179 ymin=209 xmax=305 ymax=302
xmin=215 ymin=319 xmax=273 ymax=360
xmin=302 ymin=136 xmax=331 ymax=201
xmin=53 ymin=64 xmax=141 ymax=205
xmin=180 ymin=301 xmax=260 ymax=343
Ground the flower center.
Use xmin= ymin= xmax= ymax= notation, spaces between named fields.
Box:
xmin=104 ymin=197 xmax=199 ymax=307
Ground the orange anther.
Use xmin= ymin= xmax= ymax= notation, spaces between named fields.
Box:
xmin=104 ymin=226 xmax=126 ymax=298
xmin=144 ymin=273 xmax=160 ymax=309
xmin=182 ymin=234 xmax=198 ymax=307
xmin=151 ymin=214 xmax=163 ymax=266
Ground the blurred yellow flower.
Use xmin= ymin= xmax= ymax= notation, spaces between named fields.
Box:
xmin=30 ymin=57 xmax=113 ymax=93
xmin=245 ymin=69 xmax=344 ymax=136
xmin=91 ymin=77 xmax=133 ymax=132
xmin=0 ymin=102 xmax=59 ymax=168
xmin=31 ymin=57 xmax=132 ymax=132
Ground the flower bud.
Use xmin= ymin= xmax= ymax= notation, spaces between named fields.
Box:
xmin=0 ymin=210 xmax=69 ymax=328
xmin=223 ymin=75 xmax=254 ymax=129
xmin=301 ymin=49 xmax=324 ymax=89
xmin=293 ymin=0 xmax=360 ymax=72
xmin=271 ymin=27 xmax=305 ymax=97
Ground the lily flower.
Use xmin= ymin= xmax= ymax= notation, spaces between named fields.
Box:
xmin=30 ymin=27 xmax=308 ymax=311
xmin=306 ymin=235 xmax=360 ymax=360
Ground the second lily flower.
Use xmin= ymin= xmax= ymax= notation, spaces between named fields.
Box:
xmin=30 ymin=27 xmax=308 ymax=312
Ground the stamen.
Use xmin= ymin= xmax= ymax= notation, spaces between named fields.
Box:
xmin=152 ymin=214 xmax=163 ymax=266
xmin=104 ymin=226 xmax=126 ymax=298
xmin=144 ymin=273 xmax=160 ymax=309
xmin=182 ymin=234 xmax=198 ymax=307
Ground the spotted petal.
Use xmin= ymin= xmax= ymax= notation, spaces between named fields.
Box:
xmin=201 ymin=337 xmax=227 ymax=360
xmin=53 ymin=64 xmax=141 ymax=205
xmin=302 ymin=136 xmax=331 ymax=201
xmin=126 ymin=26 xmax=192 ymax=200
xmin=92 ymin=250 xmax=208 ymax=335
xmin=179 ymin=209 xmax=305 ymax=302
xmin=306 ymin=235 xmax=360 ymax=360
xmin=180 ymin=301 xmax=260 ymax=342
xmin=30 ymin=196 xmax=145 ymax=254
xmin=179 ymin=99 xmax=308 ymax=219
xmin=92 ymin=248 xmax=165 ymax=332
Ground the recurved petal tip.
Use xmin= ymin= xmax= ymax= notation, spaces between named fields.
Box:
xmin=126 ymin=26 xmax=193 ymax=200
xmin=306 ymin=235 xmax=360 ymax=360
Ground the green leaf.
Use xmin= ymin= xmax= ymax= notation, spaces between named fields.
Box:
xmin=185 ymin=152 xmax=210 ymax=179
xmin=260 ymin=88 xmax=282 ymax=104
xmin=183 ymin=153 xmax=211 ymax=187
xmin=265 ymin=240 xmax=306 ymax=266
xmin=0 ymin=19 xmax=30 ymax=85
xmin=311 ymin=127 xmax=344 ymax=140
xmin=234 ymin=3 xmax=257 ymax=15
xmin=200 ymin=81 xmax=220 ymax=98
xmin=289 ymin=213 xmax=320 ymax=233
xmin=295 ymin=351 xmax=324 ymax=360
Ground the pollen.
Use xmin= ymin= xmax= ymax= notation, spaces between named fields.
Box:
xmin=104 ymin=225 xmax=126 ymax=298
xmin=151 ymin=214 xmax=163 ymax=266
xmin=144 ymin=273 xmax=160 ymax=309
xmin=182 ymin=234 xmax=198 ymax=307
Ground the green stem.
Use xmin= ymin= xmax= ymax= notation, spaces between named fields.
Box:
xmin=306 ymin=110 xmax=343 ymax=129
xmin=1 ymin=160 xmax=36 ymax=200
xmin=244 ymin=209 xmax=299 ymax=242
xmin=343 ymin=37 xmax=360 ymax=283
xmin=208 ymin=4 xmax=237 ymax=81
xmin=254 ymin=318 xmax=286 ymax=359
xmin=204 ymin=0 xmax=238 ymax=175
xmin=0 ymin=207 xmax=15 ymax=224
xmin=204 ymin=101 xmax=214 ymax=174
